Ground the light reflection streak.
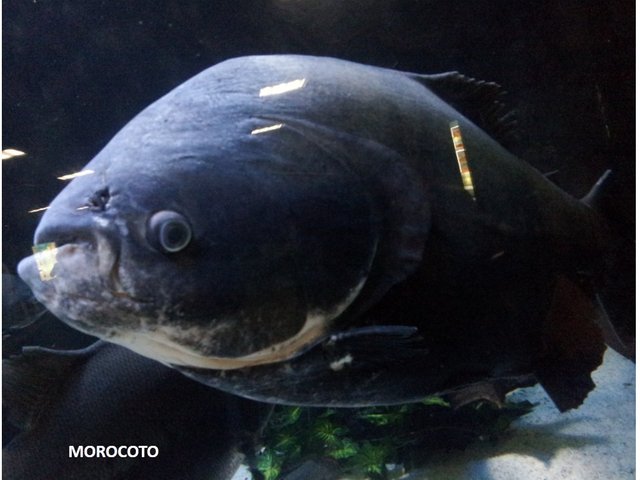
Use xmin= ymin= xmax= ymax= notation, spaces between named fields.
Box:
xmin=251 ymin=123 xmax=284 ymax=135
xmin=32 ymin=242 xmax=58 ymax=281
xmin=57 ymin=169 xmax=95 ymax=181
xmin=449 ymin=121 xmax=476 ymax=200
xmin=28 ymin=206 xmax=49 ymax=214
xmin=2 ymin=149 xmax=26 ymax=160
xmin=259 ymin=78 xmax=306 ymax=97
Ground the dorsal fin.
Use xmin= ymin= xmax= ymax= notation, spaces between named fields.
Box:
xmin=409 ymin=71 xmax=519 ymax=149
xmin=3 ymin=342 xmax=105 ymax=431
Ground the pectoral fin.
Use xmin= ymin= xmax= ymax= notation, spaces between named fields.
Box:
xmin=178 ymin=326 xmax=434 ymax=407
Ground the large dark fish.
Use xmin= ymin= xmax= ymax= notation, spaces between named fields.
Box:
xmin=3 ymin=340 xmax=268 ymax=480
xmin=17 ymin=55 xmax=626 ymax=411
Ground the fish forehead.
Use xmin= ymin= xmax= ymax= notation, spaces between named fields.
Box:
xmin=45 ymin=55 xmax=433 ymax=227
xmin=90 ymin=55 xmax=440 ymax=165
xmin=57 ymin=54 xmax=444 ymax=225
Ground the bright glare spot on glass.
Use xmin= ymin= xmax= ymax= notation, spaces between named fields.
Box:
xmin=259 ymin=78 xmax=306 ymax=97
xmin=57 ymin=169 xmax=95 ymax=181
xmin=251 ymin=123 xmax=284 ymax=135
xmin=28 ymin=206 xmax=49 ymax=213
xmin=449 ymin=121 xmax=476 ymax=200
xmin=32 ymin=242 xmax=58 ymax=281
xmin=2 ymin=148 xmax=26 ymax=160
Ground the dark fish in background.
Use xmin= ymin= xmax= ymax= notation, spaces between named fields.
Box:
xmin=3 ymin=269 xmax=48 ymax=331
xmin=3 ymin=271 xmax=95 ymax=355
xmin=3 ymin=341 xmax=269 ymax=480
xmin=17 ymin=55 xmax=631 ymax=413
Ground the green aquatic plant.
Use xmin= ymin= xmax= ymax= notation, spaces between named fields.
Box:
xmin=358 ymin=405 xmax=409 ymax=426
xmin=252 ymin=396 xmax=534 ymax=480
xmin=350 ymin=441 xmax=394 ymax=478
xmin=272 ymin=432 xmax=302 ymax=460
xmin=313 ymin=417 xmax=348 ymax=446
xmin=256 ymin=448 xmax=283 ymax=480
xmin=420 ymin=395 xmax=451 ymax=407
xmin=269 ymin=405 xmax=303 ymax=429
xmin=327 ymin=437 xmax=359 ymax=460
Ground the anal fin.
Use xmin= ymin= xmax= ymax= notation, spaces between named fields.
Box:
xmin=534 ymin=276 xmax=606 ymax=412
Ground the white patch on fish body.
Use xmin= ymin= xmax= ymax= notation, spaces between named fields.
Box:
xmin=330 ymin=354 xmax=353 ymax=371
xmin=114 ymin=217 xmax=130 ymax=237
xmin=109 ymin=275 xmax=368 ymax=370
xmin=93 ymin=216 xmax=111 ymax=228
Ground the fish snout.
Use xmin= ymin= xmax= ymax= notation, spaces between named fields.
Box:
xmin=34 ymin=207 xmax=99 ymax=249
xmin=17 ymin=255 xmax=39 ymax=287
xmin=31 ymin=205 xmax=126 ymax=289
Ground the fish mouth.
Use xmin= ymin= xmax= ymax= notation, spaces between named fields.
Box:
xmin=16 ymin=234 xmax=149 ymax=335
xmin=92 ymin=234 xmax=139 ymax=301
xmin=18 ymin=240 xmax=130 ymax=298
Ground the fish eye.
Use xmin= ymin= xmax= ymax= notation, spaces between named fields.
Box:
xmin=147 ymin=210 xmax=192 ymax=254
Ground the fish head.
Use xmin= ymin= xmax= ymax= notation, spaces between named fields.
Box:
xmin=17 ymin=55 xmax=433 ymax=373
xmin=18 ymin=152 xmax=221 ymax=365
xmin=17 ymin=66 xmax=379 ymax=370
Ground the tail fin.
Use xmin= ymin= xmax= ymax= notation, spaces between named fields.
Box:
xmin=581 ymin=170 xmax=635 ymax=360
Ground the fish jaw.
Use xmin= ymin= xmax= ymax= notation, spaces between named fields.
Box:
xmin=17 ymin=239 xmax=146 ymax=340
xmin=16 ymin=231 xmax=370 ymax=370
xmin=106 ymin=275 xmax=367 ymax=370
xmin=17 ymin=241 xmax=369 ymax=371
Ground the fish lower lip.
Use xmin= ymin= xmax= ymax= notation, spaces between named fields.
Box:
xmin=18 ymin=246 xmax=153 ymax=310
xmin=17 ymin=256 xmax=35 ymax=284
xmin=44 ymin=235 xmax=134 ymax=301
xmin=17 ymin=255 xmax=51 ymax=301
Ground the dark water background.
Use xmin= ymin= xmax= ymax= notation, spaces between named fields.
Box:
xmin=1 ymin=1 xmax=635 ymax=478
xmin=3 ymin=0 xmax=634 ymax=336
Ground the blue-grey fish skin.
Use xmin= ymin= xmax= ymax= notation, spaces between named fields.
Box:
xmin=3 ymin=342 xmax=267 ymax=480
xmin=17 ymin=55 xmax=611 ymax=409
